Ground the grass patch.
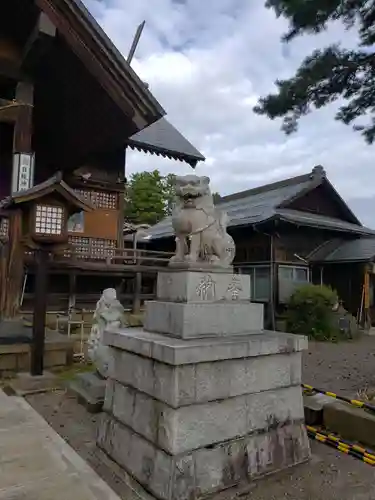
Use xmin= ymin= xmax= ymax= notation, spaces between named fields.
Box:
xmin=51 ymin=362 xmax=95 ymax=382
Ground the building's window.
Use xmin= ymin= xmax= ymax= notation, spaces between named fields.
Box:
xmin=74 ymin=189 xmax=118 ymax=209
xmin=239 ymin=265 xmax=270 ymax=302
xmin=278 ymin=265 xmax=310 ymax=303
xmin=67 ymin=236 xmax=116 ymax=259
xmin=278 ymin=265 xmax=309 ymax=282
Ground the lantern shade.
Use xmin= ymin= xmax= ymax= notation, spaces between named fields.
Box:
xmin=29 ymin=199 xmax=67 ymax=244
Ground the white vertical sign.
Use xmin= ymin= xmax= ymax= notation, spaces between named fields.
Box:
xmin=11 ymin=153 xmax=35 ymax=193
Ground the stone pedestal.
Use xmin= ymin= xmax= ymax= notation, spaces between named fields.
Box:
xmin=97 ymin=270 xmax=310 ymax=499
xmin=69 ymin=371 xmax=107 ymax=413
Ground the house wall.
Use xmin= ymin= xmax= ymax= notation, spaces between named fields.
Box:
xmin=312 ymin=262 xmax=364 ymax=319
xmin=273 ymin=225 xmax=334 ymax=263
xmin=31 ymin=146 xmax=126 ymax=253
xmin=232 ymin=229 xmax=270 ymax=264
xmin=287 ymin=183 xmax=355 ymax=222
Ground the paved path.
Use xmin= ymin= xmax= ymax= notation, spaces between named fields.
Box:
xmin=0 ymin=390 xmax=120 ymax=500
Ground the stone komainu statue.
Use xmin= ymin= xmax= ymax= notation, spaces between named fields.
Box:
xmin=169 ymin=175 xmax=235 ymax=267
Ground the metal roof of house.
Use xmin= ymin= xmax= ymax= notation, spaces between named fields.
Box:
xmin=143 ymin=167 xmax=375 ymax=241
xmin=127 ymin=117 xmax=205 ymax=167
xmin=309 ymin=237 xmax=375 ymax=263
xmin=145 ymin=174 xmax=314 ymax=240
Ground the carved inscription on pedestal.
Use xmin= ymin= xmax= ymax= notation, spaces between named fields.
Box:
xmin=196 ymin=274 xmax=216 ymax=300
xmin=226 ymin=274 xmax=243 ymax=300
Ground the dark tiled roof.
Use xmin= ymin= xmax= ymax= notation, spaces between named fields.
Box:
xmin=143 ymin=168 xmax=375 ymax=241
xmin=276 ymin=209 xmax=375 ymax=236
xmin=0 ymin=173 xmax=94 ymax=212
xmin=309 ymin=237 xmax=375 ymax=263
xmin=127 ymin=118 xmax=205 ymax=167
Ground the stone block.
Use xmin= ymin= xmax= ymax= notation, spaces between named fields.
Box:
xmin=157 ymin=271 xmax=251 ymax=303
xmin=4 ymin=371 xmax=60 ymax=397
xmin=103 ymin=378 xmax=115 ymax=412
xmin=104 ymin=328 xmax=307 ymax=367
xmin=323 ymin=400 xmax=375 ymax=448
xmin=106 ymin=382 xmax=304 ymax=454
xmin=98 ymin=414 xmax=309 ymax=500
xmin=303 ymin=393 xmax=333 ymax=426
xmin=110 ymin=348 xmax=302 ymax=407
xmin=144 ymin=301 xmax=264 ymax=338
xmin=69 ymin=371 xmax=106 ymax=413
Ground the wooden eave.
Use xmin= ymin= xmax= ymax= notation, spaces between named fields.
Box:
xmin=1 ymin=173 xmax=94 ymax=212
xmin=35 ymin=0 xmax=166 ymax=131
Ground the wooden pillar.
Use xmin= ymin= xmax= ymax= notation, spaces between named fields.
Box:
xmin=269 ymin=234 xmax=277 ymax=331
xmin=30 ymin=248 xmax=49 ymax=375
xmin=68 ymin=272 xmax=77 ymax=309
xmin=117 ymin=190 xmax=125 ymax=249
xmin=132 ymin=271 xmax=142 ymax=314
xmin=1 ymin=82 xmax=34 ymax=320
xmin=117 ymin=147 xmax=126 ymax=248
xmin=364 ymin=266 xmax=371 ymax=330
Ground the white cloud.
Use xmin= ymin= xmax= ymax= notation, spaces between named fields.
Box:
xmin=85 ymin=0 xmax=375 ymax=226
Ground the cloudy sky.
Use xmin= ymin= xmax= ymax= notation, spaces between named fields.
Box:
xmin=85 ymin=0 xmax=374 ymax=227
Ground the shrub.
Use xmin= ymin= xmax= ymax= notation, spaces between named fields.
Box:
xmin=285 ymin=284 xmax=339 ymax=340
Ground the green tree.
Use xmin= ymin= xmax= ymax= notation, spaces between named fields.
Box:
xmin=212 ymin=192 xmax=221 ymax=204
xmin=163 ymin=173 xmax=176 ymax=216
xmin=254 ymin=1 xmax=375 ymax=143
xmin=126 ymin=170 xmax=167 ymax=225
xmin=126 ymin=171 xmax=178 ymax=224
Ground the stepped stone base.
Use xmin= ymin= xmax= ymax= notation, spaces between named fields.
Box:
xmin=97 ymin=328 xmax=310 ymax=500
xmin=97 ymin=270 xmax=310 ymax=499
xmin=69 ymin=371 xmax=106 ymax=413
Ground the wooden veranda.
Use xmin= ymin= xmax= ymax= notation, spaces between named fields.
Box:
xmin=19 ymin=244 xmax=173 ymax=312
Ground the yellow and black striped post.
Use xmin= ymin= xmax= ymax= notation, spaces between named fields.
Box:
xmin=306 ymin=425 xmax=375 ymax=464
xmin=302 ymin=384 xmax=375 ymax=414
xmin=306 ymin=425 xmax=375 ymax=465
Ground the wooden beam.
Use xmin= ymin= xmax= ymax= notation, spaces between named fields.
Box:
xmin=13 ymin=82 xmax=33 ymax=152
xmin=22 ymin=12 xmax=56 ymax=72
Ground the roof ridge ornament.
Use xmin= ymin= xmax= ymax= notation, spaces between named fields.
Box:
xmin=311 ymin=165 xmax=326 ymax=179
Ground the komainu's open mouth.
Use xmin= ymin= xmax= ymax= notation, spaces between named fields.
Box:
xmin=183 ymin=192 xmax=200 ymax=200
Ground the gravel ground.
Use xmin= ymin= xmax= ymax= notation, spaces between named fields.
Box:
xmin=25 ymin=335 xmax=375 ymax=500
xmin=302 ymin=335 xmax=375 ymax=396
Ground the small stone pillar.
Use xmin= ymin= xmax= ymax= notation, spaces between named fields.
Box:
xmin=97 ymin=270 xmax=310 ymax=499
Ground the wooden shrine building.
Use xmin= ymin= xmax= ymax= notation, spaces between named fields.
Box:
xmin=0 ymin=0 xmax=204 ymax=315
xmin=145 ymin=165 xmax=375 ymax=328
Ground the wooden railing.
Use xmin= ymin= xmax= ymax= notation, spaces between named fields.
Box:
xmin=24 ymin=244 xmax=174 ymax=268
